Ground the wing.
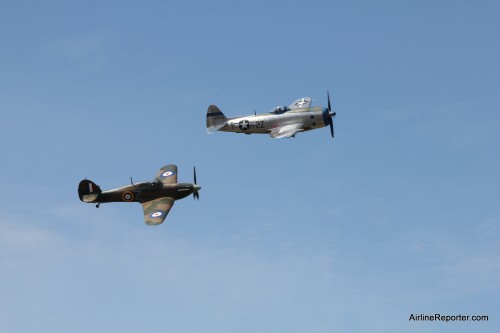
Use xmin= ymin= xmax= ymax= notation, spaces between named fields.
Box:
xmin=288 ymin=97 xmax=311 ymax=110
xmin=142 ymin=197 xmax=175 ymax=226
xmin=269 ymin=124 xmax=303 ymax=139
xmin=155 ymin=164 xmax=178 ymax=185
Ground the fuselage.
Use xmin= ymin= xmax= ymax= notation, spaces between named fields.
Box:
xmin=219 ymin=106 xmax=330 ymax=134
xmin=81 ymin=182 xmax=196 ymax=204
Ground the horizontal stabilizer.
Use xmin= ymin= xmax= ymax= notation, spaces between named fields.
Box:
xmin=207 ymin=123 xmax=226 ymax=134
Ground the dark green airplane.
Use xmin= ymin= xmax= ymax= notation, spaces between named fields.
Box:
xmin=78 ymin=165 xmax=200 ymax=226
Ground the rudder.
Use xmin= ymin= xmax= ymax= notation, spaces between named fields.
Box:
xmin=206 ymin=105 xmax=227 ymax=133
xmin=78 ymin=179 xmax=102 ymax=202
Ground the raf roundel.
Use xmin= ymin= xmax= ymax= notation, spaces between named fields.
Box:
xmin=122 ymin=191 xmax=134 ymax=202
xmin=161 ymin=171 xmax=175 ymax=178
xmin=150 ymin=211 xmax=163 ymax=218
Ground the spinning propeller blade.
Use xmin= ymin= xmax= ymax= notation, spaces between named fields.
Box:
xmin=327 ymin=91 xmax=336 ymax=139
xmin=193 ymin=166 xmax=200 ymax=200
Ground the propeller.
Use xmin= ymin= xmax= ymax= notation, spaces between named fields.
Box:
xmin=327 ymin=91 xmax=336 ymax=138
xmin=193 ymin=166 xmax=200 ymax=200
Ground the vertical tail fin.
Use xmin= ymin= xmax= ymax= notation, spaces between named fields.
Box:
xmin=206 ymin=105 xmax=227 ymax=133
xmin=78 ymin=179 xmax=102 ymax=202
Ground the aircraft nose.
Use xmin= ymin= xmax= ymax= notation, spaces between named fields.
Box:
xmin=193 ymin=184 xmax=201 ymax=200
xmin=322 ymin=108 xmax=331 ymax=125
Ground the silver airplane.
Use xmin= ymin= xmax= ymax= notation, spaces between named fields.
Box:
xmin=206 ymin=93 xmax=336 ymax=139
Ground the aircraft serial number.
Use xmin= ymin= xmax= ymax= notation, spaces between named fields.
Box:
xmin=231 ymin=120 xmax=265 ymax=130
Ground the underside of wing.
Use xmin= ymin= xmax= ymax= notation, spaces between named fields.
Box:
xmin=142 ymin=197 xmax=175 ymax=226
xmin=155 ymin=164 xmax=178 ymax=185
xmin=288 ymin=97 xmax=311 ymax=110
xmin=269 ymin=124 xmax=303 ymax=139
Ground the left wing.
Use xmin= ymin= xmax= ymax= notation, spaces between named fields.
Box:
xmin=269 ymin=124 xmax=303 ymax=139
xmin=288 ymin=97 xmax=311 ymax=110
xmin=155 ymin=164 xmax=178 ymax=185
xmin=142 ymin=197 xmax=175 ymax=226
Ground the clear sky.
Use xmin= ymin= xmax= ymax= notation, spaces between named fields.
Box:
xmin=1 ymin=1 xmax=499 ymax=332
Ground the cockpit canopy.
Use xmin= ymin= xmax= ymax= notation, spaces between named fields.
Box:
xmin=270 ymin=106 xmax=291 ymax=114
xmin=137 ymin=180 xmax=163 ymax=190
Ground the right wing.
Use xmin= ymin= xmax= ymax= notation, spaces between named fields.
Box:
xmin=269 ymin=124 xmax=303 ymax=139
xmin=142 ymin=197 xmax=175 ymax=226
xmin=155 ymin=164 xmax=178 ymax=185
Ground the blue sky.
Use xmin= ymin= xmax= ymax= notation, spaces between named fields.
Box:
xmin=1 ymin=1 xmax=499 ymax=332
